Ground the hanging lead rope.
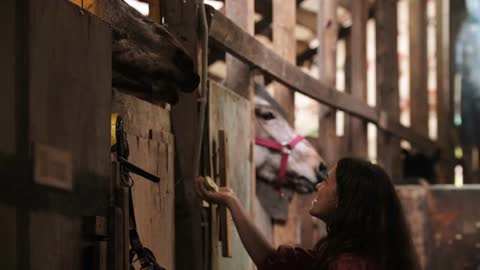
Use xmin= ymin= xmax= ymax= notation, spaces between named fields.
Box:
xmin=192 ymin=0 xmax=209 ymax=179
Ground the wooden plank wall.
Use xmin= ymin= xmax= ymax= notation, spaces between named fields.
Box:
xmin=0 ymin=1 xmax=111 ymax=269
xmin=375 ymin=0 xmax=402 ymax=182
xmin=112 ymin=91 xmax=175 ymax=270
xmin=28 ymin=2 xmax=111 ymax=269
xmin=208 ymin=81 xmax=252 ymax=270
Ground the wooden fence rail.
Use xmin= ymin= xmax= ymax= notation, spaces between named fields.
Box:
xmin=206 ymin=6 xmax=439 ymax=154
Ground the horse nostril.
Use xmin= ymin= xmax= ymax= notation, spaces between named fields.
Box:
xmin=319 ymin=162 xmax=327 ymax=173
xmin=316 ymin=162 xmax=328 ymax=181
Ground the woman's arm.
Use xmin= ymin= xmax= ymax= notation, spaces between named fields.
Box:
xmin=194 ymin=178 xmax=275 ymax=266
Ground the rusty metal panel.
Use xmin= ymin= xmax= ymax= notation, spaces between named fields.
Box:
xmin=426 ymin=186 xmax=480 ymax=270
xmin=398 ymin=185 xmax=480 ymax=270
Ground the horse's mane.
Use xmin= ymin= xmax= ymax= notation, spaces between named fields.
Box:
xmin=254 ymin=83 xmax=288 ymax=119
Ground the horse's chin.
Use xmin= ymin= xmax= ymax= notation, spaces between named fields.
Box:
xmin=256 ymin=174 xmax=317 ymax=194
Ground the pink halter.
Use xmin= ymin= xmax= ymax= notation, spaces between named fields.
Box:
xmin=255 ymin=135 xmax=304 ymax=195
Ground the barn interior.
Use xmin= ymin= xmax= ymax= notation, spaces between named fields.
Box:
xmin=1 ymin=0 xmax=479 ymax=269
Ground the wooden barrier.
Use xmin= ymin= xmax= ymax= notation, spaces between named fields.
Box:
xmin=206 ymin=6 xmax=440 ymax=154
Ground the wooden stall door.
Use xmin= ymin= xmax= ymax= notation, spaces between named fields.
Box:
xmin=208 ymin=81 xmax=253 ymax=270
xmin=112 ymin=91 xmax=175 ymax=270
xmin=0 ymin=1 xmax=112 ymax=269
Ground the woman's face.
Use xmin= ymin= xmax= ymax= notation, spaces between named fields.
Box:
xmin=309 ymin=165 xmax=338 ymax=221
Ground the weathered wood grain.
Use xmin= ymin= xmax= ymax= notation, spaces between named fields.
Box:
xmin=375 ymin=0 xmax=402 ymax=181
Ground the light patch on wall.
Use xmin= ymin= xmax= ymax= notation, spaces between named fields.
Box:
xmin=336 ymin=40 xmax=346 ymax=137
xmin=125 ymin=0 xmax=149 ymax=16
xmin=398 ymin=0 xmax=410 ymax=127
xmin=454 ymin=165 xmax=464 ymax=187
xmin=205 ymin=0 xmax=224 ymax=10
xmin=455 ymin=146 xmax=463 ymax=159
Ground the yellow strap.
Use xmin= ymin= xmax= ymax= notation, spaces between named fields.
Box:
xmin=111 ymin=113 xmax=118 ymax=147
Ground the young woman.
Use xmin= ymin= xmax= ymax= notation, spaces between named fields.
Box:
xmin=195 ymin=157 xmax=420 ymax=270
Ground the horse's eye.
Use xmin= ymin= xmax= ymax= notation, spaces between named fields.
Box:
xmin=261 ymin=112 xmax=275 ymax=120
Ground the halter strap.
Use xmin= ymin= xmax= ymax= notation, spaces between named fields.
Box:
xmin=255 ymin=135 xmax=304 ymax=195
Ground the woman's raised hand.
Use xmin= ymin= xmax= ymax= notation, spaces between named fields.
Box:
xmin=194 ymin=177 xmax=236 ymax=206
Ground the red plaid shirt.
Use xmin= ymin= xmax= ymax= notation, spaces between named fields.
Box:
xmin=259 ymin=245 xmax=377 ymax=270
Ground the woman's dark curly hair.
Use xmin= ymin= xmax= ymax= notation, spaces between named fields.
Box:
xmin=313 ymin=158 xmax=420 ymax=270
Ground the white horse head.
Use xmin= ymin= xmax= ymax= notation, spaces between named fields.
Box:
xmin=254 ymin=84 xmax=327 ymax=194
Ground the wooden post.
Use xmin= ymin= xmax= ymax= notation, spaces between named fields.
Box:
xmin=224 ymin=0 xmax=257 ymax=262
xmin=272 ymin=0 xmax=296 ymax=124
xmin=224 ymin=0 xmax=254 ymax=100
xmin=343 ymin=34 xmax=353 ymax=157
xmin=271 ymin=0 xmax=299 ymax=247
xmin=160 ymin=1 xmax=202 ymax=270
xmin=409 ymin=0 xmax=429 ymax=138
xmin=436 ymin=0 xmax=454 ymax=183
xmin=318 ymin=0 xmax=339 ymax=167
xmin=375 ymin=0 xmax=402 ymax=182
xmin=350 ymin=0 xmax=369 ymax=159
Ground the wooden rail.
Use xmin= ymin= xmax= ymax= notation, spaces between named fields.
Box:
xmin=206 ymin=6 xmax=439 ymax=153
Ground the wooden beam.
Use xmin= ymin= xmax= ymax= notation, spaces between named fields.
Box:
xmin=409 ymin=0 xmax=429 ymax=138
xmin=375 ymin=0 xmax=402 ymax=181
xmin=435 ymin=0 xmax=454 ymax=183
xmin=350 ymin=0 xmax=368 ymax=159
xmin=206 ymin=6 xmax=439 ymax=153
xmin=318 ymin=0 xmax=339 ymax=167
